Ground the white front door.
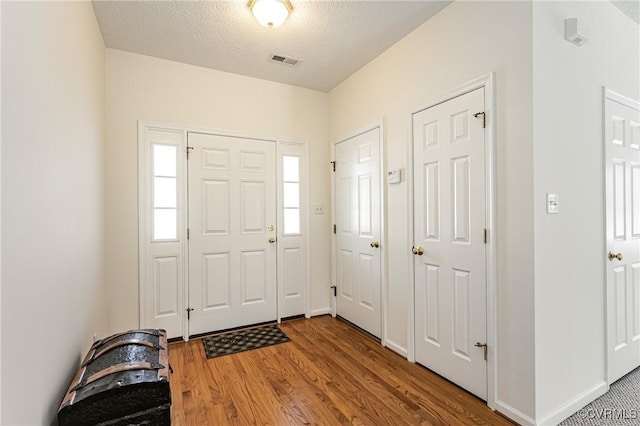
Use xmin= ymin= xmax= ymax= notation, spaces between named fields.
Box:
xmin=605 ymin=91 xmax=640 ymax=383
xmin=413 ymin=88 xmax=487 ymax=400
xmin=335 ymin=128 xmax=382 ymax=338
xmin=187 ymin=132 xmax=277 ymax=336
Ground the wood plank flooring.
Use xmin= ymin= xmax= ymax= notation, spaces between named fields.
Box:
xmin=169 ymin=315 xmax=514 ymax=425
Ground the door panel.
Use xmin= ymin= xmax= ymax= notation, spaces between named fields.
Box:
xmin=413 ymin=87 xmax=487 ymax=400
xmin=188 ymin=132 xmax=276 ymax=335
xmin=605 ymin=93 xmax=640 ymax=383
xmin=335 ymin=128 xmax=381 ymax=338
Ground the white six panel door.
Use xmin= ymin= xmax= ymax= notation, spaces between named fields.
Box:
xmin=413 ymin=88 xmax=487 ymax=400
xmin=605 ymin=92 xmax=640 ymax=383
xmin=335 ymin=128 xmax=382 ymax=338
xmin=187 ymin=133 xmax=277 ymax=336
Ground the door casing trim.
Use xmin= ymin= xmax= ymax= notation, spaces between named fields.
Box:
xmin=407 ymin=73 xmax=497 ymax=410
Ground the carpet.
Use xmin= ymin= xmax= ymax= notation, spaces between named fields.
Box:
xmin=202 ymin=324 xmax=290 ymax=359
xmin=560 ymin=367 xmax=640 ymax=425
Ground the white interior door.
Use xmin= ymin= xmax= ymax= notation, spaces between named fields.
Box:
xmin=605 ymin=91 xmax=640 ymax=384
xmin=187 ymin=132 xmax=277 ymax=336
xmin=335 ymin=128 xmax=382 ymax=338
xmin=413 ymin=88 xmax=487 ymax=400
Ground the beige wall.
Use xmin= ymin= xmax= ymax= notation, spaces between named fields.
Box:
xmin=105 ymin=49 xmax=331 ymax=333
xmin=1 ymin=2 xmax=108 ymax=424
xmin=533 ymin=2 xmax=640 ymax=422
xmin=329 ymin=1 xmax=535 ymax=421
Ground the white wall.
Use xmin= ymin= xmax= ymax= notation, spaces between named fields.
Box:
xmin=1 ymin=2 xmax=108 ymax=425
xmin=329 ymin=1 xmax=536 ymax=422
xmin=532 ymin=2 xmax=640 ymax=423
xmin=105 ymin=50 xmax=331 ymax=333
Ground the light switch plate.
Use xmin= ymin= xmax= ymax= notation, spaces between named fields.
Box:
xmin=314 ymin=204 xmax=324 ymax=215
xmin=387 ymin=169 xmax=401 ymax=184
xmin=547 ymin=193 xmax=559 ymax=214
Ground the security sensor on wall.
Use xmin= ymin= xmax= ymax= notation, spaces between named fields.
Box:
xmin=565 ymin=18 xmax=589 ymax=46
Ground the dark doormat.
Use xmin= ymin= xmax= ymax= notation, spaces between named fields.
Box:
xmin=202 ymin=324 xmax=290 ymax=359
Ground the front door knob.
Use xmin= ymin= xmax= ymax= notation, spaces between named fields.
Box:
xmin=370 ymin=241 xmax=380 ymax=248
xmin=412 ymin=246 xmax=424 ymax=256
xmin=268 ymin=237 xmax=276 ymax=244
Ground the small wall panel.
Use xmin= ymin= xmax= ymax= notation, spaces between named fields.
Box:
xmin=425 ymin=264 xmax=440 ymax=346
xmin=241 ymin=250 xmax=266 ymax=304
xmin=359 ymin=253 xmax=374 ymax=310
xmin=615 ymin=265 xmax=628 ymax=350
xmin=202 ymin=148 xmax=229 ymax=170
xmin=283 ymin=247 xmax=303 ymax=298
xmin=423 ymin=120 xmax=439 ymax=150
xmin=424 ymin=162 xmax=440 ymax=241
xmin=613 ymin=161 xmax=626 ymax=240
xmin=240 ymin=181 xmax=266 ymax=233
xmin=202 ymin=180 xmax=230 ymax=235
xmin=153 ymin=256 xmax=178 ymax=318
xmin=240 ymin=151 xmax=265 ymax=172
xmin=452 ymin=156 xmax=471 ymax=243
xmin=611 ymin=115 xmax=625 ymax=146
xmin=359 ymin=175 xmax=372 ymax=236
xmin=450 ymin=110 xmax=470 ymax=144
xmin=452 ymin=269 xmax=471 ymax=361
xmin=203 ymin=253 xmax=230 ymax=310
xmin=339 ymin=250 xmax=353 ymax=300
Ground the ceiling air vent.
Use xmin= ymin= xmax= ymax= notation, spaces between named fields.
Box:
xmin=270 ymin=54 xmax=301 ymax=66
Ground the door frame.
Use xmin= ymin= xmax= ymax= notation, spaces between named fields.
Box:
xmin=331 ymin=121 xmax=387 ymax=346
xmin=603 ymin=87 xmax=640 ymax=385
xmin=138 ymin=121 xmax=310 ymax=340
xmin=407 ymin=73 xmax=497 ymax=409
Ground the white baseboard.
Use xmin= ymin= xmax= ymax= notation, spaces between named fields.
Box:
xmin=536 ymin=381 xmax=608 ymax=426
xmin=495 ymin=400 xmax=536 ymax=426
xmin=384 ymin=339 xmax=408 ymax=358
xmin=309 ymin=308 xmax=332 ymax=317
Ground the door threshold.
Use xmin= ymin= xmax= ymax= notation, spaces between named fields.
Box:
xmin=188 ymin=319 xmax=277 ymax=340
xmin=336 ymin=315 xmax=381 ymax=343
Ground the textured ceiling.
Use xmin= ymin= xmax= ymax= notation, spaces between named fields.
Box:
xmin=611 ymin=0 xmax=640 ymax=24
xmin=92 ymin=0 xmax=451 ymax=92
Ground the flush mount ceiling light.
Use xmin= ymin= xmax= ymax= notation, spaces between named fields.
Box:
xmin=249 ymin=0 xmax=293 ymax=28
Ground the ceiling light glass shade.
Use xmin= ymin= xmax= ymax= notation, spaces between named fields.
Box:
xmin=250 ymin=0 xmax=292 ymax=28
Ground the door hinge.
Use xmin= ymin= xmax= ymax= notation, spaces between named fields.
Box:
xmin=330 ymin=285 xmax=336 ymax=297
xmin=475 ymin=342 xmax=488 ymax=360
xmin=186 ymin=307 xmax=194 ymax=320
xmin=483 ymin=228 xmax=487 ymax=244
xmin=473 ymin=111 xmax=486 ymax=128
xmin=187 ymin=228 xmax=190 ymax=240
xmin=333 ymin=224 xmax=337 ymax=234
xmin=186 ymin=146 xmax=194 ymax=159
xmin=330 ymin=161 xmax=336 ymax=172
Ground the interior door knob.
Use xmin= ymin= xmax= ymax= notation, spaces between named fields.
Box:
xmin=268 ymin=237 xmax=276 ymax=244
xmin=412 ymin=246 xmax=424 ymax=256
xmin=370 ymin=241 xmax=380 ymax=248
xmin=608 ymin=251 xmax=623 ymax=261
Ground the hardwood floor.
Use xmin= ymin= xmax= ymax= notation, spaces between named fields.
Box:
xmin=169 ymin=315 xmax=514 ymax=425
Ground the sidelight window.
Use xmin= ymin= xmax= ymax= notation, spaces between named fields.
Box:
xmin=282 ymin=155 xmax=300 ymax=235
xmin=152 ymin=144 xmax=178 ymax=241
